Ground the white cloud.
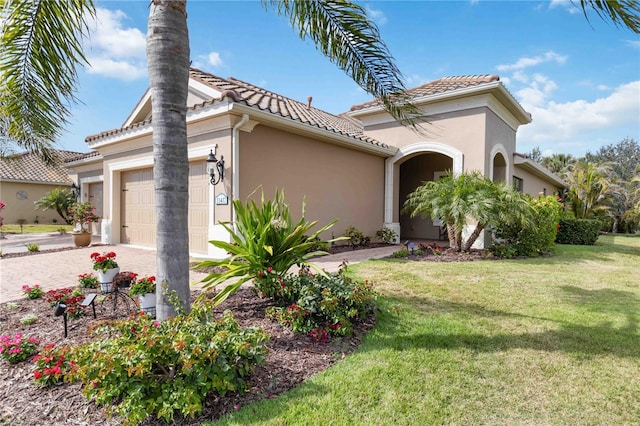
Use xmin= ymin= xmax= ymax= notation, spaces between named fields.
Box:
xmin=366 ymin=5 xmax=387 ymax=25
xmin=85 ymin=57 xmax=146 ymax=81
xmin=517 ymin=81 xmax=640 ymax=153
xmin=207 ymin=52 xmax=223 ymax=67
xmin=626 ymin=40 xmax=640 ymax=49
xmin=497 ymin=51 xmax=567 ymax=72
xmin=549 ymin=0 xmax=580 ymax=14
xmin=192 ymin=51 xmax=224 ymax=71
xmin=85 ymin=8 xmax=146 ymax=80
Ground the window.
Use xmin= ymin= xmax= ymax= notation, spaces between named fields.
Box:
xmin=513 ymin=176 xmax=523 ymax=193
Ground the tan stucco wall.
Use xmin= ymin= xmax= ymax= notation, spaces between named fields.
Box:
xmin=513 ymin=166 xmax=562 ymax=197
xmin=0 ymin=181 xmax=71 ymax=224
xmin=239 ymin=125 xmax=386 ymax=239
xmin=363 ymin=108 xmax=488 ymax=173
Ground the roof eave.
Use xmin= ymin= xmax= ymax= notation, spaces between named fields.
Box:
xmin=229 ymin=103 xmax=397 ymax=157
xmin=514 ymin=156 xmax=566 ymax=188
xmin=349 ymin=82 xmax=532 ymax=125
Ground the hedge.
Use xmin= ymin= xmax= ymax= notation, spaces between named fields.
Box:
xmin=555 ymin=218 xmax=602 ymax=245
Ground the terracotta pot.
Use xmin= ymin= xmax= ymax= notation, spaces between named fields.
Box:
xmin=71 ymin=232 xmax=92 ymax=247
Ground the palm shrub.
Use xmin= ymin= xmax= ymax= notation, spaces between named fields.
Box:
xmin=403 ymin=171 xmax=530 ymax=251
xmin=197 ymin=190 xmax=343 ymax=306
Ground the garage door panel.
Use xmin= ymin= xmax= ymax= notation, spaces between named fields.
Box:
xmin=121 ymin=163 xmax=209 ymax=254
xmin=121 ymin=168 xmax=156 ymax=248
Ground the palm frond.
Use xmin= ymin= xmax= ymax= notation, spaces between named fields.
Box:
xmin=579 ymin=0 xmax=640 ymax=33
xmin=265 ymin=0 xmax=424 ymax=130
xmin=0 ymin=0 xmax=95 ymax=162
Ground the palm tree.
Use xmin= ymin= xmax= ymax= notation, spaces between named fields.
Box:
xmin=564 ymin=161 xmax=615 ymax=219
xmin=2 ymin=0 xmax=638 ymax=318
xmin=402 ymin=171 xmax=529 ymax=252
xmin=541 ymin=153 xmax=576 ymax=175
xmin=34 ymin=188 xmax=76 ymax=224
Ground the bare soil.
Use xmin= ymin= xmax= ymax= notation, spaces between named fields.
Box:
xmin=0 ymin=287 xmax=375 ymax=425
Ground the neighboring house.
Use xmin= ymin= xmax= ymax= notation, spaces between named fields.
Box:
xmin=79 ymin=68 xmax=564 ymax=257
xmin=0 ymin=150 xmax=84 ymax=225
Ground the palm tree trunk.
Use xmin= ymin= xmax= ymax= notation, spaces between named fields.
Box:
xmin=147 ymin=0 xmax=191 ymax=319
xmin=446 ymin=223 xmax=458 ymax=251
xmin=462 ymin=224 xmax=484 ymax=252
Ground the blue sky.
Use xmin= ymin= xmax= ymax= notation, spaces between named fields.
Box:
xmin=60 ymin=0 xmax=639 ymax=158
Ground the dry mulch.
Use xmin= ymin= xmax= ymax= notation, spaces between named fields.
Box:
xmin=0 ymin=287 xmax=375 ymax=425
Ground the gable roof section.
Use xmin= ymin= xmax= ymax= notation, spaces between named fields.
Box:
xmin=86 ymin=68 xmax=388 ymax=150
xmin=349 ymin=75 xmax=531 ymax=125
xmin=0 ymin=150 xmax=84 ymax=184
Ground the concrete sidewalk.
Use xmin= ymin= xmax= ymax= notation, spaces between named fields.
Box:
xmin=0 ymin=243 xmax=398 ymax=303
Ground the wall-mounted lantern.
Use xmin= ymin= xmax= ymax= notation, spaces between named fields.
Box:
xmin=70 ymin=182 xmax=80 ymax=200
xmin=206 ymin=149 xmax=225 ymax=186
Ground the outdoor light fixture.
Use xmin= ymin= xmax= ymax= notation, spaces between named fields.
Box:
xmin=70 ymin=182 xmax=80 ymax=200
xmin=54 ymin=302 xmax=68 ymax=338
xmin=206 ymin=149 xmax=225 ymax=185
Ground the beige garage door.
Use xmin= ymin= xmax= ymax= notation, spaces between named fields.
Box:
xmin=120 ymin=164 xmax=209 ymax=254
xmin=121 ymin=168 xmax=156 ymax=247
xmin=188 ymin=162 xmax=209 ymax=254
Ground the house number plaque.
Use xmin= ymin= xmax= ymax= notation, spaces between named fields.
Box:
xmin=215 ymin=193 xmax=229 ymax=205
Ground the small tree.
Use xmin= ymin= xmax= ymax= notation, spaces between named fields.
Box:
xmin=34 ymin=188 xmax=76 ymax=224
xmin=403 ymin=171 xmax=530 ymax=252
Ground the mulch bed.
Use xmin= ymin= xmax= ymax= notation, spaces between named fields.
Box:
xmin=0 ymin=287 xmax=375 ymax=425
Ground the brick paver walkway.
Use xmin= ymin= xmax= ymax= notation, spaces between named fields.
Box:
xmin=0 ymin=243 xmax=398 ymax=303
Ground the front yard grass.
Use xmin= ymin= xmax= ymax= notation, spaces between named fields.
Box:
xmin=0 ymin=224 xmax=73 ymax=234
xmin=212 ymin=234 xmax=640 ymax=425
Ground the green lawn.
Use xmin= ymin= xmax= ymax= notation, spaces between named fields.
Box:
xmin=0 ymin=223 xmax=73 ymax=234
xmin=211 ymin=234 xmax=640 ymax=425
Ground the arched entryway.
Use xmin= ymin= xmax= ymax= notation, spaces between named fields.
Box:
xmin=384 ymin=142 xmax=463 ymax=242
xmin=490 ymin=144 xmax=510 ymax=185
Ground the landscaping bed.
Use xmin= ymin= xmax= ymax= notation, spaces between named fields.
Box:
xmin=0 ymin=287 xmax=375 ymax=425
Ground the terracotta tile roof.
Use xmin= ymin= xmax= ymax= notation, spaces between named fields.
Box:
xmin=87 ymin=68 xmax=388 ymax=149
xmin=0 ymin=150 xmax=85 ymax=183
xmin=188 ymin=69 xmax=387 ymax=147
xmin=64 ymin=150 xmax=102 ymax=164
xmin=349 ymin=75 xmax=501 ymax=112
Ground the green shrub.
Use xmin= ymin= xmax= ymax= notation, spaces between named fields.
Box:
xmin=375 ymin=227 xmax=398 ymax=244
xmin=68 ymin=300 xmax=268 ymax=425
xmin=265 ymin=269 xmax=376 ymax=338
xmin=493 ymin=195 xmax=562 ymax=257
xmin=391 ymin=248 xmax=409 ymax=258
xmin=197 ymin=189 xmax=342 ymax=306
xmin=555 ymin=218 xmax=602 ymax=245
xmin=344 ymin=226 xmax=370 ymax=248
xmin=25 ymin=243 xmax=39 ymax=252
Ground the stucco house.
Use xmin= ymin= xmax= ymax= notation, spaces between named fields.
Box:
xmin=70 ymin=68 xmax=564 ymax=258
xmin=0 ymin=150 xmax=85 ymax=225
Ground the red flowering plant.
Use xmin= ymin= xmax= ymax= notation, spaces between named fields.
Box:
xmin=21 ymin=284 xmax=44 ymax=299
xmin=0 ymin=199 xmax=5 ymax=228
xmin=90 ymin=251 xmax=118 ymax=272
xmin=0 ymin=333 xmax=40 ymax=364
xmin=43 ymin=287 xmax=86 ymax=319
xmin=67 ymin=202 xmax=99 ymax=233
xmin=33 ymin=344 xmax=74 ymax=387
xmin=129 ymin=275 xmax=156 ymax=297
xmin=77 ymin=273 xmax=99 ymax=289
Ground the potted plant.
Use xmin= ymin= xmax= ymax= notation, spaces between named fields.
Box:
xmin=68 ymin=202 xmax=99 ymax=247
xmin=129 ymin=276 xmax=156 ymax=315
xmin=90 ymin=251 xmax=120 ymax=292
